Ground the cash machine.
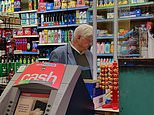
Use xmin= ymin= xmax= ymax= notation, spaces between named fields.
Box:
xmin=0 ymin=62 xmax=94 ymax=115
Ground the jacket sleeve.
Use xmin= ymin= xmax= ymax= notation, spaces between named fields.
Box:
xmin=49 ymin=50 xmax=60 ymax=63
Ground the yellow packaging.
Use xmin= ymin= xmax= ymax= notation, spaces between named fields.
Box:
xmin=62 ymin=2 xmax=68 ymax=8
xmin=44 ymin=29 xmax=49 ymax=43
xmin=76 ymin=10 xmax=79 ymax=24
xmin=68 ymin=1 xmax=76 ymax=8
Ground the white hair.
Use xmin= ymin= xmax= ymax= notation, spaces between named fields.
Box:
xmin=74 ymin=24 xmax=93 ymax=40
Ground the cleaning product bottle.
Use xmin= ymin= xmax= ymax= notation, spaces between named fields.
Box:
xmin=65 ymin=30 xmax=68 ymax=42
xmin=61 ymin=30 xmax=65 ymax=43
xmin=51 ymin=30 xmax=54 ymax=43
xmin=1 ymin=1 xmax=5 ymax=12
xmin=97 ymin=42 xmax=101 ymax=54
xmin=11 ymin=0 xmax=14 ymax=12
xmin=110 ymin=41 xmax=114 ymax=54
xmin=105 ymin=42 xmax=110 ymax=54
xmin=5 ymin=0 xmax=8 ymax=12
xmin=54 ymin=30 xmax=58 ymax=43
xmin=83 ymin=11 xmax=87 ymax=23
xmin=8 ymin=0 xmax=11 ymax=12
xmin=100 ymin=42 xmax=105 ymax=54
xmin=58 ymin=29 xmax=61 ymax=43
xmin=48 ymin=30 xmax=51 ymax=43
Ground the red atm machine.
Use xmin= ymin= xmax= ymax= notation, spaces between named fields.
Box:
xmin=0 ymin=62 xmax=94 ymax=115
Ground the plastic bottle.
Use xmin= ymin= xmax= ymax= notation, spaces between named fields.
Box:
xmin=41 ymin=14 xmax=44 ymax=26
xmin=51 ymin=30 xmax=54 ymax=43
xmin=5 ymin=0 xmax=8 ymax=12
xmin=11 ymin=0 xmax=14 ymax=12
xmin=79 ymin=11 xmax=83 ymax=23
xmin=58 ymin=29 xmax=61 ymax=43
xmin=48 ymin=30 xmax=51 ymax=43
xmin=82 ymin=11 xmax=87 ymax=23
xmin=39 ymin=32 xmax=42 ymax=43
xmin=65 ymin=30 xmax=68 ymax=42
xmin=1 ymin=1 xmax=5 ymax=12
xmin=28 ymin=0 xmax=33 ymax=10
xmin=97 ymin=42 xmax=101 ymax=54
xmin=110 ymin=41 xmax=114 ymax=54
xmin=61 ymin=30 xmax=65 ymax=43
xmin=27 ymin=39 xmax=31 ymax=51
xmin=8 ymin=0 xmax=11 ymax=12
xmin=100 ymin=42 xmax=105 ymax=54
xmin=54 ymin=30 xmax=58 ymax=43
xmin=76 ymin=10 xmax=80 ymax=24
xmin=104 ymin=42 xmax=110 ymax=54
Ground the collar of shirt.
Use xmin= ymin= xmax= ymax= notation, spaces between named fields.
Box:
xmin=70 ymin=42 xmax=85 ymax=55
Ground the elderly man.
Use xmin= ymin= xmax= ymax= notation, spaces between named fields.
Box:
xmin=49 ymin=24 xmax=93 ymax=79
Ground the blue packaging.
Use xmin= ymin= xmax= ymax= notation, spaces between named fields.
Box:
xmin=104 ymin=42 xmax=110 ymax=54
xmin=46 ymin=3 xmax=54 ymax=11
xmin=64 ymin=14 xmax=68 ymax=25
xmin=136 ymin=9 xmax=141 ymax=17
xmin=130 ymin=11 xmax=136 ymax=17
xmin=68 ymin=14 xmax=72 ymax=24
xmin=32 ymin=28 xmax=38 ymax=35
xmin=72 ymin=13 xmax=76 ymax=24
xmin=14 ymin=0 xmax=21 ymax=12
xmin=21 ymin=13 xmax=29 ymax=19
xmin=61 ymin=30 xmax=65 ymax=43
xmin=29 ymin=18 xmax=37 ymax=25
xmin=30 ymin=13 xmax=37 ymax=19
xmin=21 ymin=19 xmax=29 ymax=25
xmin=85 ymin=82 xmax=105 ymax=98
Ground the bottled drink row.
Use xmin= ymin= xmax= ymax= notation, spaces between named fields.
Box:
xmin=39 ymin=29 xmax=74 ymax=44
xmin=39 ymin=10 xmax=87 ymax=27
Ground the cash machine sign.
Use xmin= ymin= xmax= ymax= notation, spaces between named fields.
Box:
xmin=14 ymin=62 xmax=65 ymax=89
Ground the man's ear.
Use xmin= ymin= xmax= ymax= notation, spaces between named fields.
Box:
xmin=77 ymin=35 xmax=81 ymax=40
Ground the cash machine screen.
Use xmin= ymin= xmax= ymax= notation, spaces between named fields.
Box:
xmin=14 ymin=93 xmax=49 ymax=115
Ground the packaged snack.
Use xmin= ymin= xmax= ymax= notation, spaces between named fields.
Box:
xmin=23 ymin=28 xmax=31 ymax=35
xmin=32 ymin=28 xmax=38 ymax=35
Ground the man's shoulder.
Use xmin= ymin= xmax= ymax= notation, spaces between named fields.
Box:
xmin=53 ymin=44 xmax=69 ymax=52
xmin=86 ymin=50 xmax=92 ymax=54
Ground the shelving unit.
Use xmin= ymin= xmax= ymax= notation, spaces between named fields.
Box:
xmin=91 ymin=0 xmax=154 ymax=114
xmin=37 ymin=3 xmax=90 ymax=61
xmin=90 ymin=1 xmax=154 ymax=66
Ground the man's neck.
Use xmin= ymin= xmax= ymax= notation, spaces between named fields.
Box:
xmin=70 ymin=42 xmax=84 ymax=54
